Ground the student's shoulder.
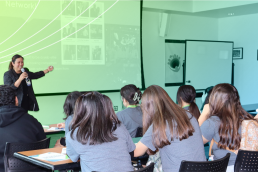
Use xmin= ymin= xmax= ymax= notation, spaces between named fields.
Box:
xmin=22 ymin=113 xmax=41 ymax=125
xmin=116 ymin=109 xmax=129 ymax=117
xmin=4 ymin=70 xmax=13 ymax=76
xmin=202 ymin=116 xmax=220 ymax=128
xmin=115 ymin=123 xmax=129 ymax=134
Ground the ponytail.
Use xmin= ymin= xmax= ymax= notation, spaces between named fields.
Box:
xmin=120 ymin=84 xmax=142 ymax=105
xmin=8 ymin=61 xmax=13 ymax=70
xmin=189 ymin=101 xmax=201 ymax=120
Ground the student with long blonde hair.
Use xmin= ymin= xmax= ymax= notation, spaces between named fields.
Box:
xmin=134 ymin=85 xmax=206 ymax=172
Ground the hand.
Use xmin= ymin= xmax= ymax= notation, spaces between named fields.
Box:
xmin=19 ymin=72 xmax=28 ymax=81
xmin=57 ymin=123 xmax=65 ymax=128
xmin=48 ymin=66 xmax=54 ymax=72
xmin=53 ymin=139 xmax=65 ymax=148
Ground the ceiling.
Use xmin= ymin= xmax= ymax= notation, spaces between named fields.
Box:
xmin=143 ymin=2 xmax=258 ymax=18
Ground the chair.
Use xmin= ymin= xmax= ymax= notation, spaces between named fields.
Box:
xmin=179 ymin=153 xmax=230 ymax=172
xmin=135 ymin=127 xmax=143 ymax=137
xmin=4 ymin=138 xmax=52 ymax=172
xmin=133 ymin=162 xmax=155 ymax=172
xmin=234 ymin=149 xmax=258 ymax=172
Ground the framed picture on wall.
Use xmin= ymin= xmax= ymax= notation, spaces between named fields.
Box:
xmin=233 ymin=47 xmax=243 ymax=59
xmin=165 ymin=39 xmax=185 ymax=87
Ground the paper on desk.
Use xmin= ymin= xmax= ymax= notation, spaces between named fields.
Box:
xmin=30 ymin=152 xmax=69 ymax=162
xmin=47 ymin=127 xmax=65 ymax=131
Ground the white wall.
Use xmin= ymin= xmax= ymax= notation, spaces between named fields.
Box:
xmin=218 ymin=13 xmax=258 ymax=105
xmin=142 ymin=11 xmax=218 ymax=101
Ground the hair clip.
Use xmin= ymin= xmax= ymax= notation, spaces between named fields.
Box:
xmin=133 ymin=92 xmax=138 ymax=101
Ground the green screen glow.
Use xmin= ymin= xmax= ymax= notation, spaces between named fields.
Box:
xmin=0 ymin=0 xmax=142 ymax=93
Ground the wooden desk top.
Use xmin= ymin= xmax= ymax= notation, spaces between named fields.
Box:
xmin=14 ymin=147 xmax=80 ymax=170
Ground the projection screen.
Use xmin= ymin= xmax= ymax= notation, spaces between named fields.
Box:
xmin=0 ymin=0 xmax=142 ymax=94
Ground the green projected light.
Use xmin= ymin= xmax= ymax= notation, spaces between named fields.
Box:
xmin=0 ymin=0 xmax=142 ymax=93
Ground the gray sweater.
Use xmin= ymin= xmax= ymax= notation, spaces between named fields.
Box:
xmin=116 ymin=106 xmax=143 ymax=137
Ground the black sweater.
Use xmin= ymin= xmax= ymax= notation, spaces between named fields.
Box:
xmin=0 ymin=105 xmax=46 ymax=172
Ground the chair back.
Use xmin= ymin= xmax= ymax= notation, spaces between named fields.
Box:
xmin=234 ymin=149 xmax=258 ymax=172
xmin=4 ymin=138 xmax=51 ymax=172
xmin=135 ymin=127 xmax=143 ymax=137
xmin=179 ymin=153 xmax=230 ymax=172
xmin=133 ymin=163 xmax=154 ymax=172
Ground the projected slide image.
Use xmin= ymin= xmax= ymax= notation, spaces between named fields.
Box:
xmin=77 ymin=24 xmax=89 ymax=39
xmin=90 ymin=3 xmax=102 ymax=18
xmin=92 ymin=46 xmax=102 ymax=60
xmin=105 ymin=25 xmax=140 ymax=60
xmin=63 ymin=45 xmax=76 ymax=61
xmin=0 ymin=0 xmax=141 ymax=92
xmin=62 ymin=23 xmax=76 ymax=39
xmin=90 ymin=25 xmax=102 ymax=39
xmin=62 ymin=0 xmax=75 ymax=16
xmin=76 ymin=1 xmax=89 ymax=17
xmin=77 ymin=45 xmax=90 ymax=60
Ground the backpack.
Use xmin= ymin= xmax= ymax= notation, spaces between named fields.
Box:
xmin=209 ymin=120 xmax=258 ymax=156
xmin=239 ymin=120 xmax=258 ymax=151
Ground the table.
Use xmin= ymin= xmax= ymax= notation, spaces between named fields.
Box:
xmin=14 ymin=147 xmax=80 ymax=171
xmin=14 ymin=138 xmax=142 ymax=171
xmin=242 ymin=103 xmax=258 ymax=112
xmin=44 ymin=124 xmax=65 ymax=148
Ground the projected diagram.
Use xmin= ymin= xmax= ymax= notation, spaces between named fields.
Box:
xmin=61 ymin=1 xmax=104 ymax=65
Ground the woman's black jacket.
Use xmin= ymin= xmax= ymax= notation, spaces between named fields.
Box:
xmin=4 ymin=68 xmax=45 ymax=111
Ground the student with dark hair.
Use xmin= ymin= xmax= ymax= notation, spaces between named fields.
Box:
xmin=0 ymin=85 xmax=46 ymax=172
xmin=134 ymin=85 xmax=206 ymax=172
xmin=200 ymin=83 xmax=255 ymax=172
xmin=4 ymin=54 xmax=54 ymax=112
xmin=66 ymin=92 xmax=135 ymax=172
xmin=199 ymin=86 xmax=213 ymax=126
xmin=57 ymin=91 xmax=81 ymax=134
xmin=117 ymin=84 xmax=143 ymax=137
xmin=177 ymin=85 xmax=200 ymax=120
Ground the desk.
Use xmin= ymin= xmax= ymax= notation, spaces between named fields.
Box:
xmin=242 ymin=104 xmax=258 ymax=113
xmin=14 ymin=147 xmax=80 ymax=171
xmin=132 ymin=137 xmax=141 ymax=144
xmin=44 ymin=124 xmax=65 ymax=148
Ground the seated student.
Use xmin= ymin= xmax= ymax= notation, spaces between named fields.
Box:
xmin=116 ymin=84 xmax=143 ymax=137
xmin=0 ymin=85 xmax=46 ymax=172
xmin=177 ymin=85 xmax=200 ymax=120
xmin=57 ymin=91 xmax=81 ymax=135
xmin=66 ymin=92 xmax=135 ymax=172
xmin=198 ymin=86 xmax=213 ymax=126
xmin=200 ymin=83 xmax=255 ymax=172
xmin=134 ymin=85 xmax=206 ymax=172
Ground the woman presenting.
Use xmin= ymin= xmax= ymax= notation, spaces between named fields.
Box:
xmin=4 ymin=54 xmax=54 ymax=112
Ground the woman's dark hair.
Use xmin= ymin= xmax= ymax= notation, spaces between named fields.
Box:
xmin=209 ymin=83 xmax=254 ymax=150
xmin=9 ymin=54 xmax=24 ymax=70
xmin=0 ymin=85 xmax=17 ymax=106
xmin=177 ymin=85 xmax=200 ymax=120
xmin=70 ymin=92 xmax=120 ymax=145
xmin=120 ymin=84 xmax=142 ymax=105
xmin=63 ymin=91 xmax=81 ymax=120
xmin=141 ymin=85 xmax=194 ymax=153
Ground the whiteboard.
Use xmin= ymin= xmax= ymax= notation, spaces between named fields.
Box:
xmin=185 ymin=41 xmax=233 ymax=90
